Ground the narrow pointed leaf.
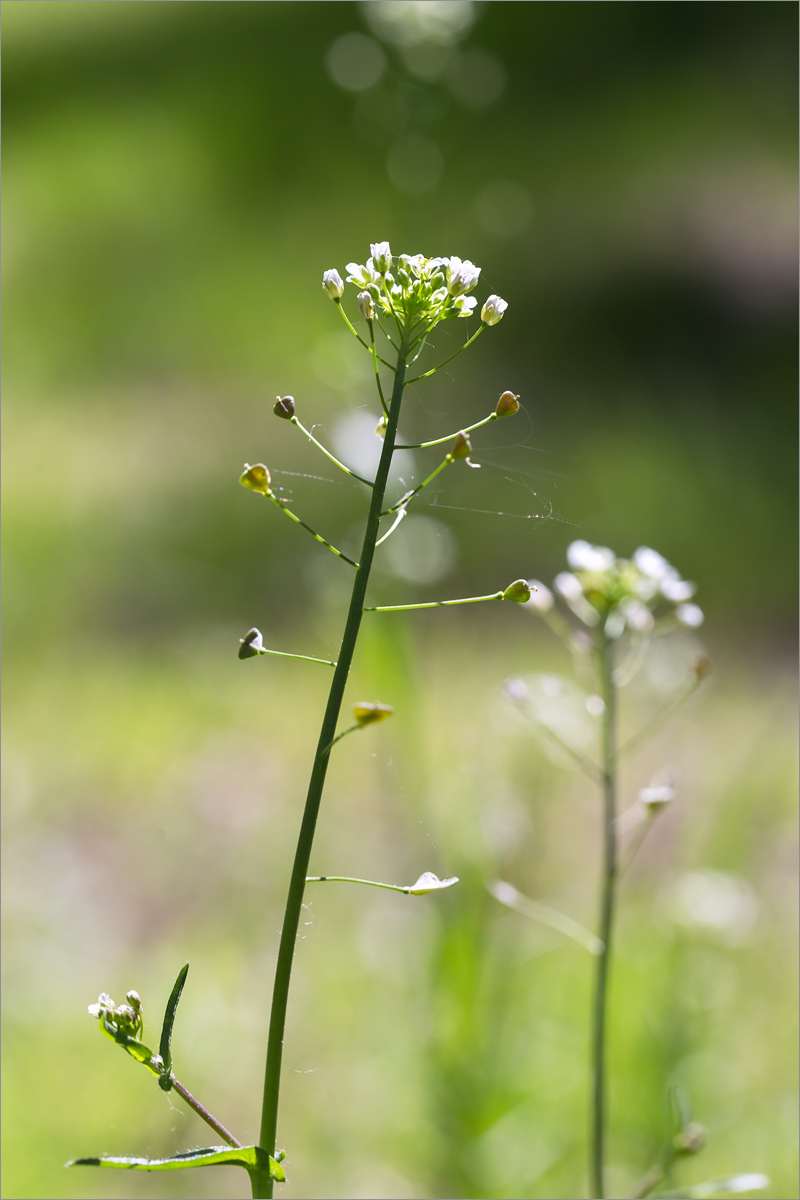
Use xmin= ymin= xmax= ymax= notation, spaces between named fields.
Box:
xmin=69 ymin=1144 xmax=285 ymax=1180
xmin=159 ymin=962 xmax=189 ymax=1080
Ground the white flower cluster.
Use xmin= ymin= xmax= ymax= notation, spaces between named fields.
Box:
xmin=322 ymin=241 xmax=507 ymax=332
xmin=526 ymin=540 xmax=703 ymax=638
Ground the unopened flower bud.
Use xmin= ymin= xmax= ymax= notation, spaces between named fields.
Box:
xmin=495 ymin=390 xmax=520 ymax=418
xmin=273 ymin=396 xmax=295 ymax=420
xmin=503 ymin=579 xmax=532 ymax=603
xmin=449 ymin=432 xmax=473 ymax=461
xmin=370 ymin=241 xmax=392 ymax=273
xmin=125 ymin=991 xmax=142 ymax=1015
xmin=322 ymin=268 xmax=344 ymax=300
xmin=673 ymin=1122 xmax=706 ymax=1155
xmin=375 ymin=413 xmax=388 ymax=439
xmin=240 ymin=463 xmax=272 ymax=495
xmin=353 ymin=702 xmax=395 ymax=727
xmin=481 ymin=295 xmax=508 ymax=326
xmin=358 ymin=291 xmax=375 ymax=321
xmin=239 ymin=628 xmax=265 ymax=659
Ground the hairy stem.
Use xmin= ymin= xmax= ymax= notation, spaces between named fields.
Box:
xmin=253 ymin=336 xmax=410 ymax=1200
xmin=591 ymin=634 xmax=617 ymax=1199
xmin=170 ymin=1076 xmax=242 ymax=1149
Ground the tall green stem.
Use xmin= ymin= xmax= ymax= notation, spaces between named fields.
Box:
xmin=591 ymin=634 xmax=617 ymax=1199
xmin=252 ymin=337 xmax=410 ymax=1200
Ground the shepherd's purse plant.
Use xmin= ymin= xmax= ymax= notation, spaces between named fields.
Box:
xmin=72 ymin=244 xmax=531 ymax=1198
xmin=498 ymin=542 xmax=767 ymax=1200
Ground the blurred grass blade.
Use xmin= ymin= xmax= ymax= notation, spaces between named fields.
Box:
xmin=488 ymin=880 xmax=604 ymax=954
xmin=69 ymin=1144 xmax=286 ymax=1180
xmin=655 ymin=1173 xmax=769 ymax=1198
xmin=159 ymin=962 xmax=189 ymax=1075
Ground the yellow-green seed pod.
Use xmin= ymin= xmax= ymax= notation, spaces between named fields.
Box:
xmin=449 ymin=432 xmax=472 ymax=460
xmin=353 ymin=702 xmax=395 ymax=727
xmin=240 ymin=463 xmax=272 ymax=495
xmin=495 ymin=390 xmax=520 ymax=418
xmin=503 ymin=579 xmax=532 ymax=603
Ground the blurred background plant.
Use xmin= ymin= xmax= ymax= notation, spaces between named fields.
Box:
xmin=1 ymin=3 xmax=796 ymax=1199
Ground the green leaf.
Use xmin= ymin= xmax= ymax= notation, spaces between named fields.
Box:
xmin=159 ymin=962 xmax=189 ymax=1080
xmin=69 ymin=1144 xmax=286 ymax=1181
xmin=655 ymin=1173 xmax=769 ymax=1199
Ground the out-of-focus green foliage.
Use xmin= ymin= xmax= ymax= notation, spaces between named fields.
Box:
xmin=2 ymin=3 xmax=797 ymax=1199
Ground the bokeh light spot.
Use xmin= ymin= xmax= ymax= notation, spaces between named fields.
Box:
xmin=447 ymin=47 xmax=507 ymax=108
xmin=363 ymin=0 xmax=476 ymax=47
xmin=326 ymin=32 xmax=386 ymax=92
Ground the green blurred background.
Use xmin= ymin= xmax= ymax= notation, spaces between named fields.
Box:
xmin=2 ymin=3 xmax=797 ymax=1198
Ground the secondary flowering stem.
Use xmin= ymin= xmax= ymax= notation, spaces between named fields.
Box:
xmin=591 ymin=634 xmax=618 ymax=1200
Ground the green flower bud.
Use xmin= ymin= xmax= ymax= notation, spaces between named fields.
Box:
xmin=353 ymin=702 xmax=395 ymax=727
xmin=673 ymin=1122 xmax=706 ymax=1155
xmin=481 ymin=295 xmax=508 ymax=326
xmin=273 ymin=396 xmax=295 ymax=420
xmin=503 ymin=579 xmax=532 ymax=603
xmin=240 ymin=463 xmax=272 ymax=495
xmin=322 ymin=268 xmax=344 ymax=300
xmin=495 ymin=390 xmax=520 ymax=418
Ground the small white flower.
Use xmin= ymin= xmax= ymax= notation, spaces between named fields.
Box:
xmin=525 ymin=580 xmax=554 ymax=612
xmin=567 ymin=539 xmax=615 ymax=572
xmin=481 ymin=295 xmax=508 ymax=325
xmin=639 ymin=784 xmax=675 ymax=809
xmin=346 ymin=260 xmax=381 ymax=288
xmin=619 ymin=596 xmax=654 ymax=632
xmin=446 ymin=256 xmax=481 ymax=296
xmin=633 ymin=545 xmax=672 ymax=581
xmin=357 ymin=290 xmax=375 ymax=320
xmin=370 ymin=241 xmax=392 ymax=273
xmin=661 ymin=577 xmax=696 ymax=602
xmin=321 ymin=268 xmax=344 ymax=300
xmin=452 ymin=295 xmax=478 ymax=317
xmin=676 ymin=602 xmax=704 ymax=628
xmin=503 ymin=675 xmax=530 ymax=704
xmin=554 ymin=571 xmax=583 ymax=600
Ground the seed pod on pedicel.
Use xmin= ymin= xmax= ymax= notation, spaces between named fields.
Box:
xmin=240 ymin=463 xmax=273 ymax=495
xmin=449 ymin=432 xmax=472 ymax=460
xmin=353 ymin=702 xmax=394 ymax=727
xmin=503 ymin=579 xmax=533 ymax=603
xmin=239 ymin=628 xmax=264 ymax=659
xmin=495 ymin=390 xmax=520 ymax=418
xmin=273 ymin=396 xmax=295 ymax=420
